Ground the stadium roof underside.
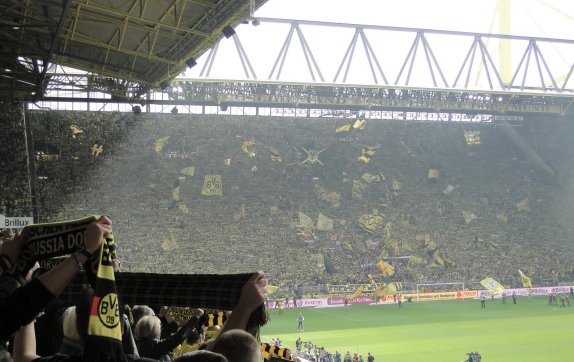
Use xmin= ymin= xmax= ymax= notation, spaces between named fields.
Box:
xmin=0 ymin=0 xmax=267 ymax=100
xmin=1 ymin=5 xmax=574 ymax=117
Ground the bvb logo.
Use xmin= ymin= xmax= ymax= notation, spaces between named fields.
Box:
xmin=98 ymin=293 xmax=120 ymax=328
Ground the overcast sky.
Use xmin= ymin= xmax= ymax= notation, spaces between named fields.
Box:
xmin=181 ymin=0 xmax=574 ymax=87
xmin=255 ymin=0 xmax=574 ymax=37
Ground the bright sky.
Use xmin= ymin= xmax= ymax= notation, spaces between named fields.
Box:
xmin=255 ymin=0 xmax=574 ymax=38
xmin=184 ymin=0 xmax=574 ymax=88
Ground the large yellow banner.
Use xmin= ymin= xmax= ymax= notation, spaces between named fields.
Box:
xmin=480 ymin=277 xmax=505 ymax=295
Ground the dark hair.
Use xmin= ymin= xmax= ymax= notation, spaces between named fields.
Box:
xmin=175 ymin=351 xmax=228 ymax=362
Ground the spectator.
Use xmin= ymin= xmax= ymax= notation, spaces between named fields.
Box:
xmin=210 ymin=330 xmax=261 ymax=362
xmin=135 ymin=316 xmax=194 ymax=361
xmin=0 ymin=350 xmax=13 ymax=362
xmin=131 ymin=305 xmax=156 ymax=331
xmin=0 ymin=217 xmax=111 ymax=341
xmin=174 ymin=351 xmax=227 ymax=362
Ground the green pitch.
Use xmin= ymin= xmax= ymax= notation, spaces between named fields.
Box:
xmin=261 ymin=296 xmax=574 ymax=362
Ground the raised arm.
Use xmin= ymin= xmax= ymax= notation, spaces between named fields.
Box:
xmin=12 ymin=321 xmax=40 ymax=362
xmin=37 ymin=216 xmax=111 ymax=296
xmin=219 ymin=271 xmax=268 ymax=334
xmin=0 ymin=217 xmax=111 ymax=341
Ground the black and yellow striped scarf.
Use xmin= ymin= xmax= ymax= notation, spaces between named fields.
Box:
xmin=15 ymin=216 xmax=268 ymax=340
xmin=17 ymin=215 xmax=125 ymax=361
xmin=261 ymin=342 xmax=293 ymax=361
xmin=83 ymin=231 xmax=126 ymax=362
xmin=16 ymin=215 xmax=108 ymax=285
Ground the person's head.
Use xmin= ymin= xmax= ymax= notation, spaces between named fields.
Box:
xmin=61 ymin=306 xmax=81 ymax=342
xmin=175 ymin=350 xmax=228 ymax=362
xmin=186 ymin=329 xmax=204 ymax=345
xmin=131 ymin=305 xmax=155 ymax=328
xmin=210 ymin=329 xmax=261 ymax=362
xmin=0 ymin=350 xmax=13 ymax=362
xmin=134 ymin=315 xmax=162 ymax=341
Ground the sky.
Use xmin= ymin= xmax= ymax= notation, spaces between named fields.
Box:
xmin=181 ymin=0 xmax=574 ymax=88
xmin=255 ymin=0 xmax=574 ymax=38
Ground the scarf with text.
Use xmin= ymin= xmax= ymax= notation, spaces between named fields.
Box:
xmin=13 ymin=215 xmax=111 ymax=286
xmin=15 ymin=216 xmax=267 ymax=338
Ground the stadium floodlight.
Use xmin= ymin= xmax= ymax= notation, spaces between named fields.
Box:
xmin=160 ymin=81 xmax=170 ymax=91
xmin=222 ymin=25 xmax=235 ymax=38
xmin=186 ymin=57 xmax=197 ymax=68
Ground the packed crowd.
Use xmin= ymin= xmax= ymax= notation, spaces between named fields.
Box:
xmin=292 ymin=337 xmax=375 ymax=362
xmin=2 ymin=110 xmax=574 ymax=297
xmin=0 ymin=217 xmax=272 ymax=361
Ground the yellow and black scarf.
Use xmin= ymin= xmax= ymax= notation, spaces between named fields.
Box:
xmin=14 ymin=216 xmax=267 ymax=340
xmin=14 ymin=215 xmax=124 ymax=361
xmin=15 ymin=215 xmax=109 ymax=285
xmin=261 ymin=342 xmax=293 ymax=361
xmin=83 ymin=230 xmax=126 ymax=362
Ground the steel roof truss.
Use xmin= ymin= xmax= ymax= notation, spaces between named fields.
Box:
xmin=200 ymin=41 xmax=219 ymax=77
xmin=268 ymin=24 xmax=295 ymax=80
xmin=232 ymin=34 xmax=257 ymax=79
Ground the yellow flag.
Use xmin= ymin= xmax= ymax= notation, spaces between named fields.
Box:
xmin=367 ymin=274 xmax=377 ymax=286
xmin=316 ymin=213 xmax=334 ymax=231
xmin=180 ymin=166 xmax=195 ymax=176
xmin=377 ymin=260 xmax=395 ymax=277
xmin=267 ymin=285 xmax=279 ymax=294
xmin=155 ymin=136 xmax=170 ymax=153
xmin=348 ymin=285 xmax=364 ymax=300
xmin=70 ymin=125 xmax=84 ymax=137
xmin=161 ymin=238 xmax=178 ymax=251
xmin=361 ymin=173 xmax=380 ymax=183
xmin=518 ymin=270 xmax=532 ymax=288
xmin=375 ymin=282 xmax=402 ymax=297
xmin=353 ymin=119 xmax=366 ymax=129
xmin=480 ymin=277 xmax=505 ymax=295
xmin=201 ymin=175 xmax=223 ymax=196
xmin=358 ymin=214 xmax=384 ymax=233
xmin=298 ymin=212 xmax=314 ymax=229
xmin=358 ymin=155 xmax=371 ymax=163
xmin=241 ymin=139 xmax=256 ymax=157
xmin=407 ymin=256 xmax=424 ymax=270
xmin=336 ymin=124 xmax=352 ymax=133
xmin=172 ymin=186 xmax=180 ymax=201
xmin=364 ymin=145 xmax=381 ymax=151
xmin=362 ymin=149 xmax=377 ymax=156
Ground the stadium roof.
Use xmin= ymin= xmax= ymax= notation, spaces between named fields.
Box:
xmin=0 ymin=0 xmax=267 ymax=101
